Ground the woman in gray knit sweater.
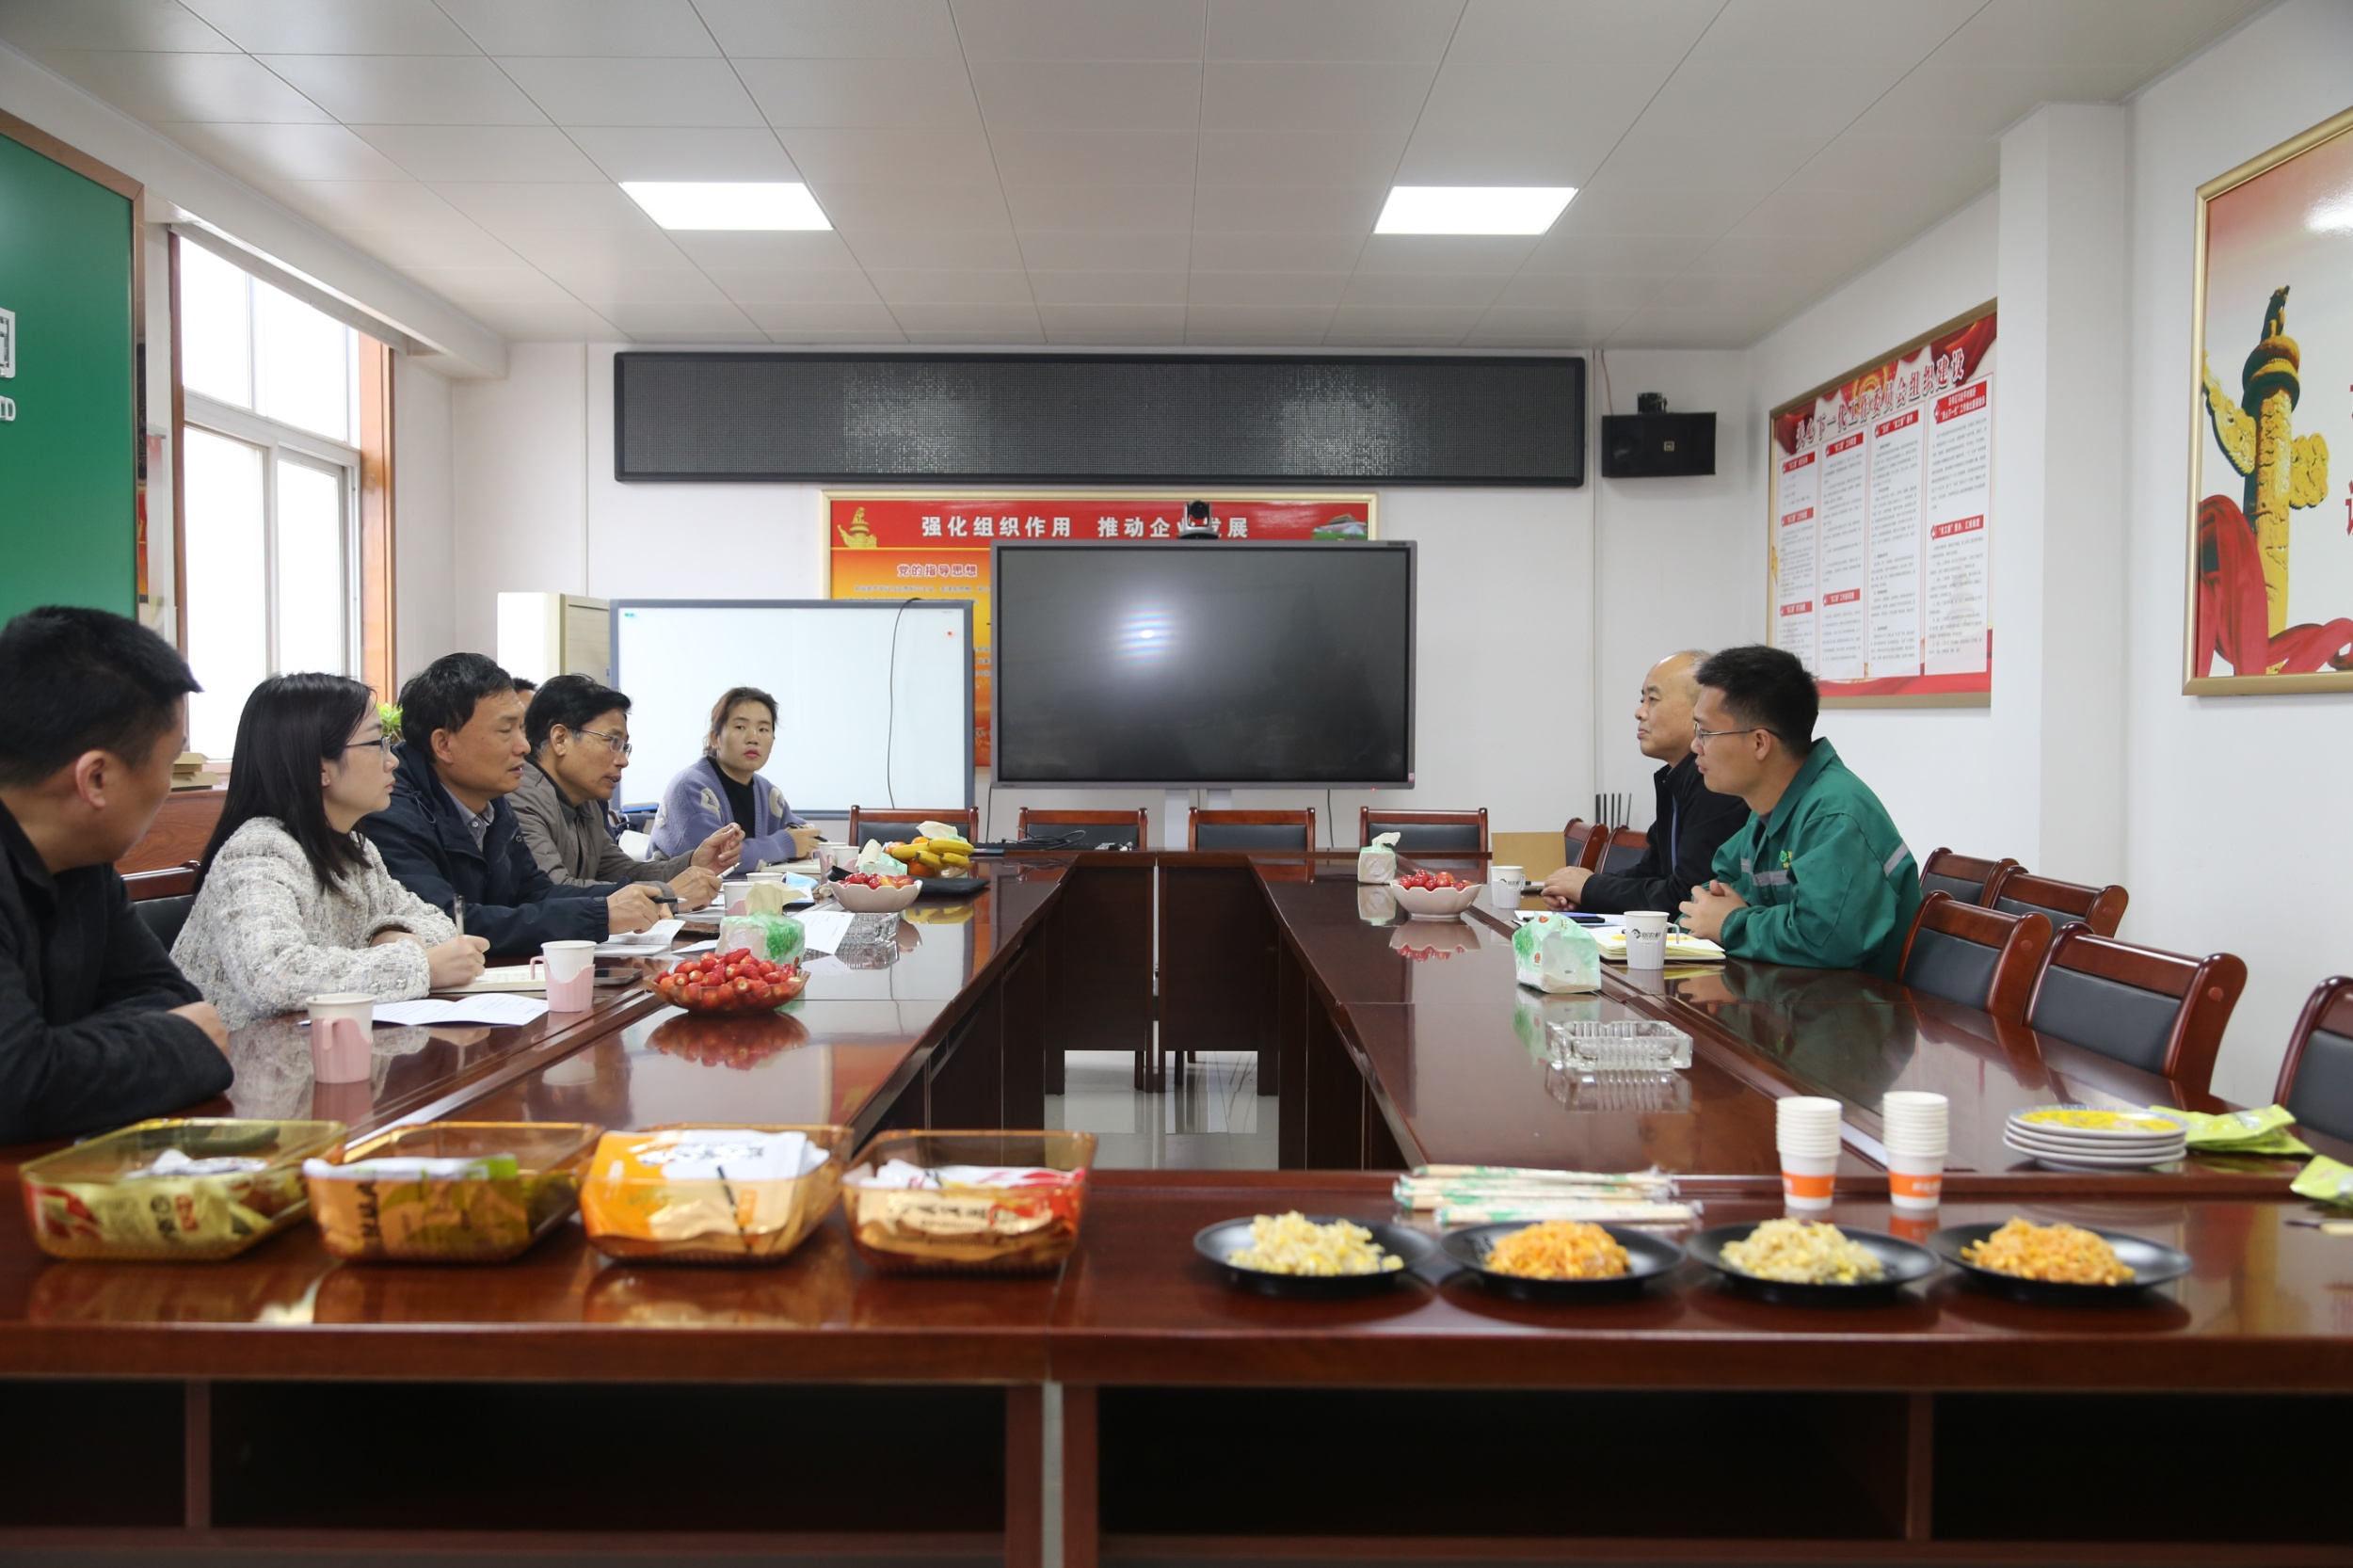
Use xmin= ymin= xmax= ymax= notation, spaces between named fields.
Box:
xmin=173 ymin=675 xmax=489 ymax=1029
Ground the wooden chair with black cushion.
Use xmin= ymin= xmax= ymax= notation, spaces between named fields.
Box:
xmin=845 ymin=807 xmax=979 ymax=848
xmin=1017 ymin=808 xmax=1149 ymax=850
xmin=2024 ymin=928 xmax=2247 ymax=1098
xmin=1561 ymin=818 xmax=1609 ymax=874
xmin=1190 ymin=808 xmax=1314 ymax=851
xmin=1359 ymin=808 xmax=1487 ymax=853
xmin=1989 ymin=868 xmax=2129 ymax=938
xmin=1919 ymin=847 xmax=2019 ymax=906
xmin=1597 ymin=824 xmax=1649 ymax=876
xmin=2276 ymin=977 xmax=2353 ymax=1144
xmin=1897 ymin=891 xmax=2054 ymax=1025
xmin=123 ymin=861 xmax=201 ymax=951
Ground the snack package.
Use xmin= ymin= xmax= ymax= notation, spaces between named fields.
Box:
xmin=1357 ymin=831 xmax=1401 ymax=885
xmin=304 ymin=1155 xmax=539 ymax=1260
xmin=581 ymin=1127 xmax=840 ymax=1258
xmin=715 ymin=912 xmax=804 ymax=966
xmin=28 ymin=1167 xmax=295 ymax=1256
xmin=1513 ymin=912 xmax=1602 ymax=994
xmin=2293 ymin=1155 xmax=2353 ymax=1208
xmin=843 ymin=1161 xmax=1086 ymax=1271
xmin=2152 ymin=1103 xmax=2313 ymax=1157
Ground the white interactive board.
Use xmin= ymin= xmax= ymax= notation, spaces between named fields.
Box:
xmin=609 ymin=600 xmax=973 ymax=817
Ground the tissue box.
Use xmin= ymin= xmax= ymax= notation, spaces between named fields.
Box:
xmin=1357 ymin=831 xmax=1401 ymax=884
xmin=1513 ymin=912 xmax=1602 ymax=994
xmin=716 ymin=912 xmax=804 ymax=965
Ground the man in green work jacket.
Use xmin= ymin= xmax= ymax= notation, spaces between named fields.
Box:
xmin=1676 ymin=646 xmax=1923 ymax=978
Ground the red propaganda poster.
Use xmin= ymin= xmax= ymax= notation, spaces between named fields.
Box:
xmin=824 ymin=491 xmax=1378 ymax=764
xmin=1767 ymin=302 xmax=1996 ymax=705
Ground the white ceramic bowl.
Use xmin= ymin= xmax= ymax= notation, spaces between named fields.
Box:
xmin=831 ymin=878 xmax=921 ymax=913
xmin=1388 ymin=881 xmax=1482 ymax=920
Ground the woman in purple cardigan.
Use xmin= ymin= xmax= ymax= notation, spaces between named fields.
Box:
xmin=649 ymin=687 xmax=812 ymax=872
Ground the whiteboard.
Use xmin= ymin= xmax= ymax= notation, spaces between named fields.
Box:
xmin=609 ymin=600 xmax=972 ymax=817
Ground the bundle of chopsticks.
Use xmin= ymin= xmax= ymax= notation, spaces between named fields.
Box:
xmin=1394 ymin=1164 xmax=1699 ymax=1228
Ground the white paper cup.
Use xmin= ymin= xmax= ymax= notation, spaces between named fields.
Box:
xmin=1781 ymin=1149 xmax=1838 ymax=1210
xmin=531 ymin=939 xmax=598 ymax=1012
xmin=305 ymin=993 xmax=375 ymax=1083
xmin=1488 ymin=865 xmax=1526 ymax=909
xmin=1625 ymin=910 xmax=1670 ymax=969
xmin=814 ymin=842 xmax=858 ymax=874
xmin=1776 ymin=1096 xmax=1845 ymax=1154
xmin=721 ymin=878 xmax=753 ymax=916
xmin=1886 ymin=1146 xmax=1945 ymax=1212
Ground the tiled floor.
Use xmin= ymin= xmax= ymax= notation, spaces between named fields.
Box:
xmin=1045 ymin=1049 xmax=1278 ymax=1170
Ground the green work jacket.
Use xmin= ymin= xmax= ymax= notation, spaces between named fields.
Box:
xmin=1708 ymin=739 xmax=1923 ymax=979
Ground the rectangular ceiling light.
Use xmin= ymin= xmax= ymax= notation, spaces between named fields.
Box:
xmin=1375 ymin=185 xmax=1576 ymax=235
xmin=622 ymin=181 xmax=831 ymax=231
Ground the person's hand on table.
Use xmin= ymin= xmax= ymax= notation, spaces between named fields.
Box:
xmin=1678 ymin=879 xmax=1747 ymax=943
xmin=606 ymin=882 xmax=666 ymax=935
xmin=169 ymin=1000 xmax=229 ymax=1054
xmin=693 ymin=823 xmax=744 ymax=873
xmin=669 ymin=865 xmax=722 ymax=909
xmin=1542 ymin=865 xmax=1591 ymax=909
xmin=425 ymin=935 xmax=489 ymax=989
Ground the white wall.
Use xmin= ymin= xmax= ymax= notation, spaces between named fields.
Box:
xmin=392 ymin=352 xmax=455 ymax=685
xmin=449 ymin=342 xmax=588 ymax=657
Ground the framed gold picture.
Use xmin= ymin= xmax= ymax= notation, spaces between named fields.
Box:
xmin=2185 ymin=104 xmax=2353 ymax=693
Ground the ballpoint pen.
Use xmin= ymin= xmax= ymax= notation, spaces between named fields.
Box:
xmin=453 ymin=896 xmax=465 ymax=938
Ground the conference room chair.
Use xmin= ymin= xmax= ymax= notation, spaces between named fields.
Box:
xmin=845 ymin=807 xmax=979 ymax=847
xmin=2024 ymin=927 xmax=2247 ymax=1099
xmin=1598 ymin=825 xmax=1650 ymax=876
xmin=1017 ymin=808 xmax=1149 ymax=850
xmin=1989 ymin=868 xmax=2129 ymax=938
xmin=1359 ymin=807 xmax=1487 ymax=853
xmin=1897 ymin=891 xmax=2054 ymax=1026
xmin=2276 ymin=976 xmax=2353 ymax=1144
xmin=1190 ymin=808 xmax=1315 ymax=851
xmin=122 ymin=861 xmax=200 ymax=950
xmin=1919 ymin=847 xmax=2020 ymax=906
xmin=1561 ymin=818 xmax=1609 ymax=874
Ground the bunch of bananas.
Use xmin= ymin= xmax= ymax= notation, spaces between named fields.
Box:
xmin=883 ymin=834 xmax=973 ymax=873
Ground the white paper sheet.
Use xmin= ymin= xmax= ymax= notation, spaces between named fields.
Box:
xmin=792 ymin=908 xmax=856 ymax=955
xmin=373 ymin=995 xmax=552 ymax=1027
xmin=597 ymin=918 xmax=682 ymax=955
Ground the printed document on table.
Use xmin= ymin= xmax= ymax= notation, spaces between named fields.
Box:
xmin=598 ymin=919 xmax=681 ymax=954
xmin=374 ymin=995 xmax=551 ymax=1027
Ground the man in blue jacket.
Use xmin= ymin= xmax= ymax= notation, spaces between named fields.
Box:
xmin=364 ymin=654 xmax=664 ymax=956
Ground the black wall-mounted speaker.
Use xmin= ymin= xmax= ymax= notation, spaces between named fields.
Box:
xmin=1601 ymin=411 xmax=1716 ymax=478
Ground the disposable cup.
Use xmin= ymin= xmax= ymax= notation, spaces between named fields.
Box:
xmin=1625 ymin=910 xmax=1670 ymax=969
xmin=532 ymin=939 xmax=598 ymax=1012
xmin=1776 ymin=1096 xmax=1844 ymax=1156
xmin=306 ymin=993 xmax=375 ymax=1084
xmin=1781 ymin=1149 xmax=1838 ymax=1211
xmin=1488 ymin=866 xmax=1526 ymax=909
xmin=1886 ymin=1146 xmax=1945 ymax=1212
xmin=721 ymin=879 xmax=753 ymax=916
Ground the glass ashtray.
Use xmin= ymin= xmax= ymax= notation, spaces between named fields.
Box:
xmin=1544 ymin=1019 xmax=1692 ymax=1072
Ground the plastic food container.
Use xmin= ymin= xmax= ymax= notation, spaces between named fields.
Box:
xmin=306 ymin=1121 xmax=601 ymax=1263
xmin=579 ymin=1123 xmax=851 ymax=1265
xmin=21 ymin=1118 xmax=347 ymax=1262
xmin=841 ymin=1129 xmax=1096 ymax=1275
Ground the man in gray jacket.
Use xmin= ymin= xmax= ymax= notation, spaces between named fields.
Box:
xmin=513 ymin=676 xmax=739 ymax=906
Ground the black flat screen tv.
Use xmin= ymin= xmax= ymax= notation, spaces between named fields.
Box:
xmin=990 ymin=541 xmax=1415 ymax=788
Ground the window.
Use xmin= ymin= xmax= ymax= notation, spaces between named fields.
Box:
xmin=177 ymin=242 xmax=365 ymax=757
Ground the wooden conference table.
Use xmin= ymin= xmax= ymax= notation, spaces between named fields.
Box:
xmin=3 ymin=850 xmax=2350 ymax=1564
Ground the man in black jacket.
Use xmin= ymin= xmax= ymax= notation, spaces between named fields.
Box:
xmin=1544 ymin=650 xmax=1749 ymax=916
xmin=364 ymin=654 xmax=664 ymax=956
xmin=0 ymin=607 xmax=232 ymax=1143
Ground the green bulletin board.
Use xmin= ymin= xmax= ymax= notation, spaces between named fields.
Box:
xmin=0 ymin=129 xmax=136 ymax=623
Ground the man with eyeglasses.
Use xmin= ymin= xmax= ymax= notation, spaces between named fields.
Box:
xmin=1677 ymin=645 xmax=1922 ymax=978
xmin=512 ymin=675 xmax=741 ymax=904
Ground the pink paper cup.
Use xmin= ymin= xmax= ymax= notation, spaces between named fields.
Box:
xmin=305 ymin=993 xmax=375 ymax=1084
xmin=532 ymin=939 xmax=598 ymax=1012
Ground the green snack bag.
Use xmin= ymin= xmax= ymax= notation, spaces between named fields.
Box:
xmin=2293 ymin=1155 xmax=2353 ymax=1208
xmin=1513 ymin=913 xmax=1600 ymax=994
xmin=2152 ymin=1103 xmax=2312 ymax=1157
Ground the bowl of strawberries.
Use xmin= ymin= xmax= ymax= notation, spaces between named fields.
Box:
xmin=649 ymin=949 xmax=808 ymax=1014
xmin=1389 ymin=869 xmax=1482 ymax=920
xmin=830 ymin=871 xmax=920 ymax=913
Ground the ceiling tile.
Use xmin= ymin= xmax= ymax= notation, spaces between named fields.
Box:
xmin=159 ymin=120 xmax=408 ymax=183
xmin=888 ymin=301 xmax=1046 ymax=332
xmin=1200 ymin=61 xmax=1434 ymax=134
xmin=327 ymin=222 xmax=525 ymax=268
xmin=1635 ymin=65 xmax=1907 ymax=148
xmin=1016 ymin=231 xmax=1189 ymax=269
xmin=990 ymin=128 xmax=1198 ymax=186
xmin=1517 ymin=230 xmax=1714 ymax=275
xmin=566 ymin=126 xmax=801 ymax=181
xmin=1465 ymin=306 xmax=1634 ymax=344
xmin=592 ymin=301 xmax=760 ymax=333
xmin=36 ymin=49 xmax=332 ymax=121
xmin=1338 ymin=271 xmax=1508 ymax=310
xmin=399 ymin=264 xmax=579 ymax=303
xmin=181 ymin=0 xmax=477 ymax=54
xmin=353 ymin=123 xmax=608 ymax=182
xmin=781 ymin=126 xmax=1000 ymax=185
xmin=1207 ymin=0 xmax=1461 ymax=62
xmin=1037 ymin=304 xmax=1189 ymax=338
xmin=1324 ymin=305 xmax=1481 ymax=334
xmin=499 ymin=56 xmax=765 ymax=127
xmin=952 ymin=0 xmax=1207 ymax=61
xmin=817 ymin=183 xmax=1012 ymax=231
xmin=967 ymin=61 xmax=1202 ymax=131
xmin=1186 ymin=231 xmax=1360 ymax=270
xmin=1597 ymin=130 xmax=1824 ymax=190
xmin=436 ymin=0 xmax=720 ymax=56
xmin=741 ymin=299 xmax=905 ymax=333
xmin=1353 ymin=235 xmax=1540 ymax=274
xmin=1027 ymin=270 xmax=1188 ymax=305
xmin=868 ymin=269 xmax=1035 ymax=304
xmin=703 ymin=267 xmax=881 ymax=304
xmin=1489 ymin=272 xmax=1664 ymax=311
xmin=1195 ymin=129 xmax=1405 ymax=187
xmin=1321 ymin=328 xmax=1467 ymax=346
xmin=1606 ymin=305 xmax=1780 ymax=347
xmin=842 ymin=229 xmax=1027 ymax=269
xmin=1184 ymin=271 xmax=1348 ymax=306
xmin=436 ymin=181 xmax=659 ymax=231
xmin=1780 ymin=132 xmax=1997 ymax=196
xmin=1446 ymin=0 xmax=1719 ymax=67
xmin=1641 ymin=270 xmax=1818 ymax=316
xmin=643 ymin=329 xmax=775 ymax=343
xmin=903 ymin=328 xmax=1048 ymax=343
xmin=696 ymin=0 xmax=962 ymax=57
xmin=1003 ymin=184 xmax=1194 ymax=232
xmin=497 ymin=227 xmax=695 ymax=275
xmin=1551 ymin=180 xmax=1758 ymax=236
xmin=253 ymin=176 xmax=472 ymax=229
xmin=1397 ymin=62 xmax=1663 ymax=184
xmin=1190 ymin=184 xmax=1385 ymax=231
xmin=0 ymin=0 xmax=235 ymax=52
xmin=541 ymin=263 xmax=725 ymax=303
xmin=736 ymin=58 xmax=981 ymax=128
xmin=465 ymin=299 xmax=622 ymax=338
xmin=664 ymin=230 xmax=865 ymax=272
xmin=1929 ymin=0 xmax=2265 ymax=72
xmin=257 ymin=53 xmax=547 ymax=123
xmin=769 ymin=328 xmax=911 ymax=342
xmin=1179 ymin=302 xmax=1336 ymax=336
xmin=1684 ymin=0 xmax=1981 ymax=69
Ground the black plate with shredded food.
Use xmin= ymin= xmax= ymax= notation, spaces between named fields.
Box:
xmin=1688 ymin=1223 xmax=1936 ymax=1306
xmin=1194 ymin=1215 xmax=1435 ymax=1299
xmin=1439 ymin=1223 xmax=1685 ymax=1303
xmin=1929 ymin=1222 xmax=2190 ymax=1304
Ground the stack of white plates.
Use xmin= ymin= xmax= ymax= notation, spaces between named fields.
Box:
xmin=2003 ymin=1106 xmax=2189 ymax=1171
